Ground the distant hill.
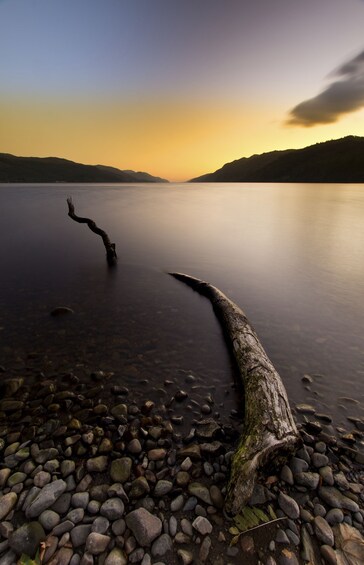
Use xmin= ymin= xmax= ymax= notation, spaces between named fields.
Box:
xmin=0 ymin=153 xmax=169 ymax=183
xmin=190 ymin=136 xmax=364 ymax=183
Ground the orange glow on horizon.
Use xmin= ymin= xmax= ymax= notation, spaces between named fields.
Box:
xmin=1 ymin=96 xmax=364 ymax=181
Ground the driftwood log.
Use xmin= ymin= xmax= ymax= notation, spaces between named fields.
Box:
xmin=66 ymin=197 xmax=117 ymax=265
xmin=170 ymin=272 xmax=299 ymax=515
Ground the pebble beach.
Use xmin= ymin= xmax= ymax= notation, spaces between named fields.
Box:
xmin=1 ymin=351 xmax=364 ymax=565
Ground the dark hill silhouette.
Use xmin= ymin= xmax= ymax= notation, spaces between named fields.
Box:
xmin=0 ymin=153 xmax=168 ymax=183
xmin=191 ymin=136 xmax=364 ymax=183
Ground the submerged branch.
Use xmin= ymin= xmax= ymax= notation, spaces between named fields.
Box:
xmin=66 ymin=197 xmax=117 ymax=265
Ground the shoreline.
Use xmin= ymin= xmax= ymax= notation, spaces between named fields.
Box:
xmin=1 ymin=364 xmax=364 ymax=565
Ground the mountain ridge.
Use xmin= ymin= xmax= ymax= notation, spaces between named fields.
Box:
xmin=190 ymin=136 xmax=364 ymax=183
xmin=0 ymin=153 xmax=169 ymax=183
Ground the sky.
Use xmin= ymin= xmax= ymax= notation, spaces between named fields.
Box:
xmin=1 ymin=0 xmax=364 ymax=181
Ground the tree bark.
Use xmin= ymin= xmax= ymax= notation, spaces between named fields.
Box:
xmin=170 ymin=272 xmax=299 ymax=515
xmin=66 ymin=197 xmax=117 ymax=265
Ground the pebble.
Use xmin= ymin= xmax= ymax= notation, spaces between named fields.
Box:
xmin=86 ymin=532 xmax=111 ymax=555
xmin=126 ymin=508 xmax=162 ymax=546
xmin=100 ymin=498 xmax=125 ymax=520
xmin=313 ymin=516 xmax=334 ymax=546
xmin=192 ymin=516 xmax=213 ymax=535
xmin=0 ymin=493 xmax=17 ymax=521
xmin=278 ymin=492 xmax=300 ymax=520
xmin=151 ymin=534 xmax=173 ymax=557
xmin=8 ymin=522 xmax=46 ymax=558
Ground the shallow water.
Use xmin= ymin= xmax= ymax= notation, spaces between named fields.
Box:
xmin=1 ymin=183 xmax=364 ymax=428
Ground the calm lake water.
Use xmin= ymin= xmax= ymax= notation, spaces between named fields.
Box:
xmin=1 ymin=183 xmax=364 ymax=429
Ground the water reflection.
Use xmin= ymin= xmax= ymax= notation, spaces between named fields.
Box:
xmin=1 ymin=182 xmax=364 ymax=428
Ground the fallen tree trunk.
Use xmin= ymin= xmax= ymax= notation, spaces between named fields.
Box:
xmin=66 ymin=197 xmax=117 ymax=265
xmin=170 ymin=272 xmax=299 ymax=515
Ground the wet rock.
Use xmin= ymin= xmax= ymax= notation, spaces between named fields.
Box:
xmin=151 ymin=534 xmax=173 ymax=557
xmin=26 ymin=479 xmax=67 ymax=518
xmin=278 ymin=492 xmax=300 ymax=520
xmin=313 ymin=516 xmax=334 ymax=546
xmin=126 ymin=508 xmax=162 ymax=546
xmin=192 ymin=516 xmax=212 ymax=535
xmin=8 ymin=522 xmax=46 ymax=557
xmin=319 ymin=486 xmax=360 ymax=512
xmin=174 ymin=390 xmax=188 ymax=402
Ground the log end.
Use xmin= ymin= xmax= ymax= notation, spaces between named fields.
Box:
xmin=225 ymin=432 xmax=299 ymax=515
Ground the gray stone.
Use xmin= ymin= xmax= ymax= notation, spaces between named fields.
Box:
xmin=169 ymin=516 xmax=177 ymax=537
xmin=280 ymin=465 xmax=294 ymax=485
xmin=128 ymin=439 xmax=142 ymax=454
xmin=80 ymin=552 xmax=94 ymax=565
xmin=326 ymin=508 xmax=344 ymax=525
xmin=289 ymin=457 xmax=309 ymax=475
xmin=100 ymin=498 xmax=124 ymax=520
xmin=34 ymin=471 xmax=51 ymax=488
xmin=210 ymin=485 xmax=224 ymax=509
xmin=314 ymin=516 xmax=334 ymax=546
xmin=319 ymin=466 xmax=334 ymax=486
xmin=320 ymin=545 xmax=338 ymax=565
xmin=295 ymin=472 xmax=320 ymax=490
xmin=26 ymin=479 xmax=67 ymax=518
xmin=129 ymin=477 xmax=150 ymax=498
xmin=104 ymin=548 xmax=128 ymax=565
xmin=199 ymin=536 xmax=212 ymax=562
xmin=0 ymin=492 xmax=17 ymax=520
xmin=52 ymin=520 xmax=74 ymax=536
xmin=278 ymin=492 xmax=300 ymax=520
xmin=61 ymin=460 xmax=75 ymax=477
xmin=92 ymin=516 xmax=110 ymax=534
xmin=51 ymin=492 xmax=72 ymax=514
xmin=192 ymin=516 xmax=212 ymax=535
xmin=66 ymin=508 xmax=84 ymax=523
xmin=71 ymin=524 xmax=92 ymax=548
xmin=312 ymin=453 xmax=329 ymax=468
xmin=126 ymin=508 xmax=162 ymax=546
xmin=129 ymin=548 xmax=145 ymax=563
xmin=72 ymin=492 xmax=90 ymax=509
xmin=286 ymin=530 xmax=300 ymax=546
xmin=154 ymin=480 xmax=173 ymax=497
xmin=39 ymin=509 xmax=60 ymax=530
xmin=7 ymin=471 xmax=27 ymax=487
xmin=319 ymin=487 xmax=360 ymax=512
xmin=313 ymin=503 xmax=326 ymax=517
xmin=86 ymin=532 xmax=111 ymax=555
xmin=8 ymin=522 xmax=46 ymax=557
xmin=110 ymin=458 xmax=132 ymax=483
xmin=170 ymin=495 xmax=184 ymax=512
xmin=275 ymin=529 xmax=290 ymax=544
xmin=151 ymin=534 xmax=173 ymax=557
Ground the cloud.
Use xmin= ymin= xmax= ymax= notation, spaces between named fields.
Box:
xmin=287 ymin=49 xmax=364 ymax=126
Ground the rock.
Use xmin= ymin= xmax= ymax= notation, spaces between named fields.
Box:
xmin=129 ymin=477 xmax=150 ymax=498
xmin=177 ymin=445 xmax=201 ymax=461
xmin=51 ymin=306 xmax=74 ymax=316
xmin=312 ymin=453 xmax=329 ymax=468
xmin=320 ymin=545 xmax=337 ymax=565
xmin=195 ymin=418 xmax=220 ymax=440
xmin=278 ymin=548 xmax=300 ymax=565
xmin=50 ymin=548 xmax=74 ymax=564
xmin=126 ymin=508 xmax=162 ymax=546
xmin=92 ymin=516 xmax=110 ymax=535
xmin=154 ymin=480 xmax=173 ymax=497
xmin=296 ymin=403 xmax=316 ymax=414
xmin=110 ymin=458 xmax=132 ymax=483
xmin=177 ymin=549 xmax=193 ymax=564
xmin=240 ymin=535 xmax=255 ymax=554
xmin=326 ymin=508 xmax=344 ymax=525
xmin=174 ymin=390 xmax=188 ymax=402
xmin=295 ymin=472 xmax=320 ymax=490
xmin=276 ymin=529 xmax=290 ymax=544
xmin=313 ymin=516 xmax=334 ymax=546
xmin=66 ymin=508 xmax=84 ymax=524
xmin=171 ymin=495 xmax=184 ymax=512
xmin=210 ymin=485 xmax=224 ymax=509
xmin=100 ymin=498 xmax=124 ymax=520
xmin=151 ymin=534 xmax=173 ymax=557
xmin=192 ymin=516 xmax=212 ymax=535
xmin=70 ymin=525 xmax=92 ymax=548
xmin=188 ymin=482 xmax=212 ymax=505
xmin=319 ymin=466 xmax=334 ymax=486
xmin=8 ymin=522 xmax=46 ymax=558
xmin=289 ymin=457 xmax=309 ymax=474
xmin=199 ymin=536 xmax=211 ymax=562
xmin=278 ymin=492 xmax=300 ymax=520
xmin=72 ymin=492 xmax=90 ymax=509
xmin=61 ymin=460 xmax=76 ymax=477
xmin=39 ymin=509 xmax=61 ymax=530
xmin=104 ymin=548 xmax=128 ymax=565
xmin=148 ymin=448 xmax=166 ymax=461
xmin=86 ymin=532 xmax=111 ymax=555
xmin=86 ymin=456 xmax=108 ymax=473
xmin=280 ymin=465 xmax=294 ymax=485
xmin=319 ymin=487 xmax=360 ymax=512
xmin=26 ymin=479 xmax=67 ymax=518
xmin=0 ymin=492 xmax=17 ymax=520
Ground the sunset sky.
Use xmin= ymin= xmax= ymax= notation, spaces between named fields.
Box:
xmin=1 ymin=0 xmax=364 ymax=181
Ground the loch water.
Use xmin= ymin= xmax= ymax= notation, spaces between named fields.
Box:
xmin=1 ymin=182 xmax=364 ymax=429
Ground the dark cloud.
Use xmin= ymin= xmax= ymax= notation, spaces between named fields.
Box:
xmin=287 ymin=50 xmax=364 ymax=126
